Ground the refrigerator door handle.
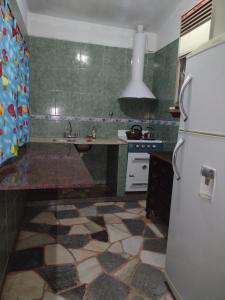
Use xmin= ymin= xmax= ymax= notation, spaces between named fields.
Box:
xmin=179 ymin=74 xmax=192 ymax=122
xmin=172 ymin=138 xmax=185 ymax=181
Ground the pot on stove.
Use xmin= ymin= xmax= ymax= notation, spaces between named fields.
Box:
xmin=144 ymin=126 xmax=155 ymax=140
xmin=126 ymin=125 xmax=142 ymax=140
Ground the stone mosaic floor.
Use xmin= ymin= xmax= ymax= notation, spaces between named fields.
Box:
xmin=2 ymin=201 xmax=174 ymax=300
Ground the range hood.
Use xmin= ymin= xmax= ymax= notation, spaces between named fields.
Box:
xmin=120 ymin=25 xmax=156 ymax=100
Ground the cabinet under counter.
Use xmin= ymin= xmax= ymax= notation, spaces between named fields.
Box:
xmin=146 ymin=152 xmax=173 ymax=225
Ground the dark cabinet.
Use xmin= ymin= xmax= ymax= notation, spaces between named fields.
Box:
xmin=146 ymin=152 xmax=173 ymax=225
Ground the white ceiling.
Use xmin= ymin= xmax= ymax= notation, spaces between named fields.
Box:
xmin=26 ymin=0 xmax=180 ymax=31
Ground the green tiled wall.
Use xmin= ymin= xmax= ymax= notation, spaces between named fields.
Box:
xmin=0 ymin=191 xmax=27 ymax=290
xmin=29 ymin=36 xmax=179 ymax=181
xmin=152 ymin=39 xmax=179 ymax=150
xmin=29 ymin=36 xmax=154 ymax=126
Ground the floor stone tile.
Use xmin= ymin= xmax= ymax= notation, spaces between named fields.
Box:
xmin=79 ymin=206 xmax=97 ymax=217
xmin=107 ymin=224 xmax=131 ymax=243
xmin=104 ymin=214 xmax=122 ymax=224
xmin=16 ymin=233 xmax=55 ymax=250
xmin=55 ymin=210 xmax=79 ymax=219
xmin=48 ymin=205 xmax=76 ymax=212
xmin=8 ymin=247 xmax=44 ymax=272
xmin=140 ymin=250 xmax=166 ymax=269
xmin=84 ymin=240 xmax=109 ymax=252
xmin=143 ymin=239 xmax=167 ymax=254
xmin=122 ymin=236 xmax=143 ymax=256
xmin=115 ymin=212 xmax=139 ymax=219
xmin=97 ymin=205 xmax=125 ymax=214
xmin=108 ymin=242 xmax=123 ymax=254
xmin=114 ymin=258 xmax=139 ymax=283
xmin=88 ymin=274 xmax=130 ymax=300
xmin=94 ymin=202 xmax=115 ymax=206
xmin=57 ymin=235 xmax=89 ymax=249
xmin=143 ymin=226 xmax=158 ymax=239
xmin=45 ymin=244 xmax=74 ymax=265
xmin=126 ymin=292 xmax=149 ymax=300
xmin=91 ymin=230 xmax=109 ymax=242
xmin=116 ymin=202 xmax=125 ymax=208
xmin=31 ymin=212 xmax=58 ymax=225
xmin=69 ymin=225 xmax=90 ymax=235
xmin=139 ymin=211 xmax=147 ymax=217
xmin=60 ymin=285 xmax=86 ymax=300
xmin=75 ymin=202 xmax=94 ymax=209
xmin=131 ymin=263 xmax=168 ymax=298
xmin=60 ymin=217 xmax=89 ymax=226
xmin=124 ymin=202 xmax=141 ymax=209
xmin=77 ymin=257 xmax=102 ymax=284
xmin=158 ymin=292 xmax=175 ymax=300
xmin=139 ymin=201 xmax=146 ymax=208
xmin=38 ymin=264 xmax=77 ymax=293
xmin=2 ymin=271 xmax=45 ymax=300
xmin=123 ymin=219 xmax=145 ymax=236
xmin=127 ymin=208 xmax=144 ymax=214
xmin=85 ymin=222 xmax=103 ymax=233
xmin=70 ymin=249 xmax=97 ymax=262
xmin=147 ymin=224 xmax=164 ymax=238
xmin=89 ymin=216 xmax=105 ymax=227
xmin=18 ymin=231 xmax=36 ymax=240
xmin=23 ymin=222 xmax=71 ymax=236
xmin=98 ymin=251 xmax=126 ymax=273
xmin=112 ymin=223 xmax=130 ymax=233
xmin=43 ymin=291 xmax=66 ymax=300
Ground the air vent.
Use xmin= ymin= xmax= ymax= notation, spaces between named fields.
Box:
xmin=180 ymin=0 xmax=213 ymax=36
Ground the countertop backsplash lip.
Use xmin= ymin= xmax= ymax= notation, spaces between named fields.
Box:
xmin=30 ymin=114 xmax=179 ymax=127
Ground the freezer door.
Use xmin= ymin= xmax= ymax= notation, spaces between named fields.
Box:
xmin=179 ymin=41 xmax=225 ymax=135
xmin=166 ymin=131 xmax=225 ymax=300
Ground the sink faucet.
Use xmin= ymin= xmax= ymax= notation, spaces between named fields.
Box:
xmin=64 ymin=121 xmax=73 ymax=138
xmin=68 ymin=121 xmax=72 ymax=137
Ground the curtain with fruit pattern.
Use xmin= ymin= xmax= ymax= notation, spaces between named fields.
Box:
xmin=0 ymin=0 xmax=30 ymax=166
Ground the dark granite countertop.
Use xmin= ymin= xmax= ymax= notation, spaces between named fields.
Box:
xmin=0 ymin=143 xmax=95 ymax=190
xmin=150 ymin=151 xmax=173 ymax=165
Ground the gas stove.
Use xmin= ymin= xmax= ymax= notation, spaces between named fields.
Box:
xmin=118 ymin=130 xmax=163 ymax=192
xmin=118 ymin=130 xmax=163 ymax=153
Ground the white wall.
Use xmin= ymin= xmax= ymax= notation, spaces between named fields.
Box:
xmin=16 ymin=0 xmax=29 ymax=30
xmin=156 ymin=0 xmax=200 ymax=49
xmin=28 ymin=13 xmax=157 ymax=51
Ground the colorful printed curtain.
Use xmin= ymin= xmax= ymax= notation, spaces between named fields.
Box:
xmin=0 ymin=0 xmax=30 ymax=166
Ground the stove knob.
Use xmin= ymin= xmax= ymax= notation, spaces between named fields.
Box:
xmin=141 ymin=145 xmax=145 ymax=148
xmin=147 ymin=145 xmax=151 ymax=148
xmin=136 ymin=144 xmax=140 ymax=148
xmin=152 ymin=145 xmax=156 ymax=149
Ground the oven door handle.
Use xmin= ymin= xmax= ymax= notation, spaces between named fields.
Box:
xmin=131 ymin=183 xmax=148 ymax=186
xmin=133 ymin=158 xmax=150 ymax=161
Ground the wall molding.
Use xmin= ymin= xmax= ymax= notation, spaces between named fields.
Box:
xmin=30 ymin=114 xmax=179 ymax=127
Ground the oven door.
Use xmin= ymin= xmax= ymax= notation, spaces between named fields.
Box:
xmin=126 ymin=153 xmax=150 ymax=192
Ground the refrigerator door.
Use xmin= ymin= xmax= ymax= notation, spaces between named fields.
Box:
xmin=179 ymin=40 xmax=225 ymax=135
xmin=166 ymin=131 xmax=225 ymax=300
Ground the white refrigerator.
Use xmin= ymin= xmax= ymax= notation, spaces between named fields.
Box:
xmin=165 ymin=35 xmax=225 ymax=300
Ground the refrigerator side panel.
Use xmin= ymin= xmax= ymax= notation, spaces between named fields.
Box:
xmin=179 ymin=41 xmax=225 ymax=135
xmin=166 ymin=131 xmax=225 ymax=300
